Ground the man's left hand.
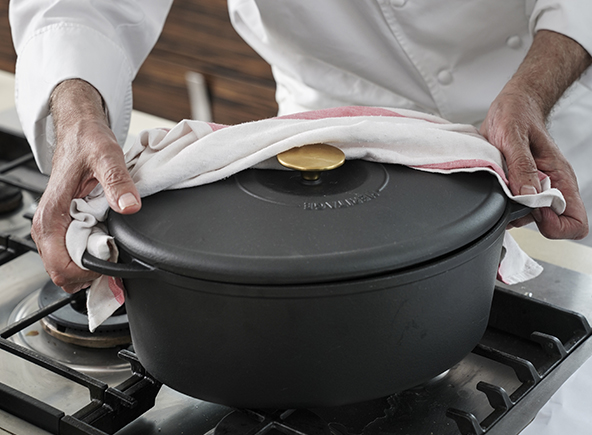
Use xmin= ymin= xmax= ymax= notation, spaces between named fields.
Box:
xmin=480 ymin=30 xmax=590 ymax=240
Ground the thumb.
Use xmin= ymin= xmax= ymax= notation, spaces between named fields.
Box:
xmin=488 ymin=128 xmax=545 ymax=223
xmin=95 ymin=153 xmax=141 ymax=214
xmin=481 ymin=124 xmax=542 ymax=197
xmin=507 ymin=148 xmax=542 ymax=196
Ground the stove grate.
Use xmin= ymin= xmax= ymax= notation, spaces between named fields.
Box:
xmin=0 ymin=234 xmax=162 ymax=434
xmin=446 ymin=289 xmax=592 ymax=434
xmin=0 ymin=153 xmax=45 ymax=196
xmin=0 ymin=232 xmax=38 ymax=265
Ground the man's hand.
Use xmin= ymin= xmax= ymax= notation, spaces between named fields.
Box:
xmin=480 ymin=30 xmax=590 ymax=240
xmin=31 ymin=79 xmax=141 ymax=293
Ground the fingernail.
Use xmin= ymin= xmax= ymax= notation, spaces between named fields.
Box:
xmin=118 ymin=192 xmax=139 ymax=210
xmin=520 ymin=185 xmax=538 ymax=196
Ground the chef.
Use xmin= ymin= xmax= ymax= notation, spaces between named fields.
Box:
xmin=8 ymin=0 xmax=591 ymax=293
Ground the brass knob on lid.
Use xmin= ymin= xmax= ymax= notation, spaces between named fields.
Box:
xmin=276 ymin=143 xmax=346 ymax=181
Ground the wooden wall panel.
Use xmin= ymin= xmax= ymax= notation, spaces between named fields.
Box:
xmin=154 ymin=0 xmax=273 ymax=82
xmin=132 ymin=0 xmax=278 ymax=124
xmin=0 ymin=2 xmax=16 ymax=74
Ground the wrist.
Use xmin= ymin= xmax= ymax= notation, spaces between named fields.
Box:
xmin=49 ymin=80 xmax=118 ymax=168
xmin=50 ymin=79 xmax=109 ymax=134
xmin=508 ymin=30 xmax=592 ymax=118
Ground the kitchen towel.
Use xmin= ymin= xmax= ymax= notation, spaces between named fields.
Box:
xmin=65 ymin=106 xmax=566 ymax=332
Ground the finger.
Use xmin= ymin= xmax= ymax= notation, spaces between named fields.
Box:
xmin=483 ymin=122 xmax=542 ymax=197
xmin=94 ymin=148 xmax=141 ymax=215
xmin=32 ymin=153 xmax=103 ymax=290
xmin=45 ymin=252 xmax=101 ymax=294
xmin=533 ymin=169 xmax=589 ymax=240
xmin=32 ymin=201 xmax=101 ymax=292
xmin=535 ymin=206 xmax=588 ymax=240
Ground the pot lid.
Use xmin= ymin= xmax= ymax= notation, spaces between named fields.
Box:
xmin=108 ymin=157 xmax=507 ymax=285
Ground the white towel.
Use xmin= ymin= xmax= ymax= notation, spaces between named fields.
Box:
xmin=65 ymin=106 xmax=565 ymax=332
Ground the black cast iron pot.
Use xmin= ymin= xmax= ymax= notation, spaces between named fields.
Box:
xmin=83 ymin=148 xmax=529 ymax=409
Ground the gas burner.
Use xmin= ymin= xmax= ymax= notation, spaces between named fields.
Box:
xmin=7 ymin=285 xmax=131 ymax=382
xmin=0 ymin=181 xmax=23 ymax=214
xmin=38 ymin=280 xmax=131 ymax=348
xmin=0 ymin=189 xmax=35 ymax=237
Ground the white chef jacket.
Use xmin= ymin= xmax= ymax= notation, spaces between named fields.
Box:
xmin=8 ymin=0 xmax=592 ymax=175
xmin=229 ymin=0 xmax=592 ymax=121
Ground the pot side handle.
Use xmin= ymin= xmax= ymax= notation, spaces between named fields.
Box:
xmin=508 ymin=201 xmax=533 ymax=222
xmin=82 ymin=251 xmax=154 ymax=278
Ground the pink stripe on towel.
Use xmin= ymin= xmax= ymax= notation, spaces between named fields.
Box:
xmin=108 ymin=277 xmax=126 ymax=305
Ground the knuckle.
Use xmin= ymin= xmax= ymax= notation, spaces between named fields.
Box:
xmin=30 ymin=217 xmax=47 ymax=248
xmin=30 ymin=202 xmax=70 ymax=246
xmin=48 ymin=270 xmax=70 ymax=289
xmin=510 ymin=154 xmax=538 ymax=176
xmin=495 ymin=122 xmax=528 ymax=149
xmin=101 ymin=163 xmax=131 ymax=188
xmin=48 ymin=268 xmax=95 ymax=292
xmin=30 ymin=222 xmax=40 ymax=244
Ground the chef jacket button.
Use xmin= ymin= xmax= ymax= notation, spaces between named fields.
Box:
xmin=506 ymin=35 xmax=522 ymax=49
xmin=437 ymin=69 xmax=453 ymax=85
xmin=390 ymin=0 xmax=407 ymax=7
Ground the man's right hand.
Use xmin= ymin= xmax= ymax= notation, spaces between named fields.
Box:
xmin=31 ymin=79 xmax=141 ymax=293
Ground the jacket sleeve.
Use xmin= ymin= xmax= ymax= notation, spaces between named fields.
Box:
xmin=8 ymin=0 xmax=173 ymax=174
xmin=530 ymin=0 xmax=592 ymax=89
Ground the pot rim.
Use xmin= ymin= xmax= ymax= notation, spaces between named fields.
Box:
xmin=104 ymin=163 xmax=515 ymax=285
xmin=84 ymin=198 xmax=513 ymax=298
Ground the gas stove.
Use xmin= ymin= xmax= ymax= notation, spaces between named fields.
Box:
xmin=2 ymin=127 xmax=592 ymax=435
